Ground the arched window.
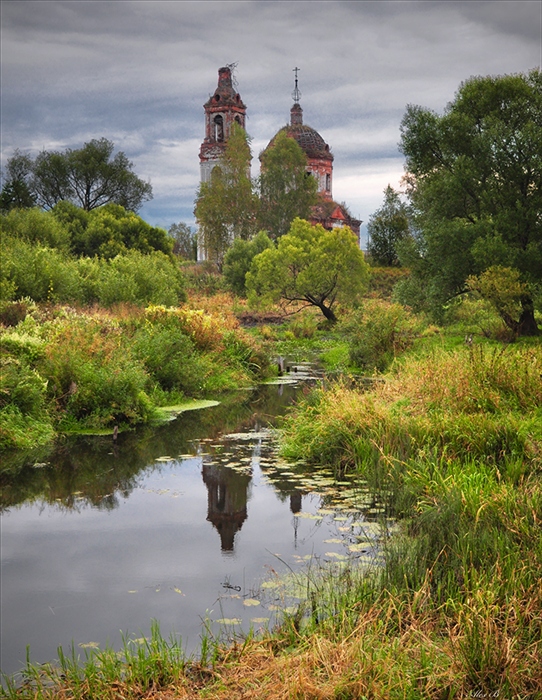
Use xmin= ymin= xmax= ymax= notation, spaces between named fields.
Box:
xmin=326 ymin=174 xmax=331 ymax=191
xmin=213 ymin=115 xmax=224 ymax=142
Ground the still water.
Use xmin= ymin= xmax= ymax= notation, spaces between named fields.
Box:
xmin=1 ymin=372 xmax=390 ymax=679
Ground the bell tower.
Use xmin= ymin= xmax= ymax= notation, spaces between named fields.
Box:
xmin=199 ymin=65 xmax=247 ymax=182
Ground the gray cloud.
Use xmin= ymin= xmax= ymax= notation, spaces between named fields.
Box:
xmin=1 ymin=0 xmax=540 ymax=240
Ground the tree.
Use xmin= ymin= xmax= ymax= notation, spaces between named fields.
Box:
xmin=398 ymin=69 xmax=541 ymax=335
xmin=223 ymin=230 xmax=273 ymax=296
xmin=2 ymin=138 xmax=152 ymax=213
xmin=367 ymin=185 xmax=410 ymax=266
xmin=168 ymin=222 xmax=196 ymax=259
xmin=194 ymin=123 xmax=258 ymax=266
xmin=246 ymin=218 xmax=370 ymax=322
xmin=50 ymin=201 xmax=173 ymax=258
xmin=0 ymin=149 xmax=36 ymax=211
xmin=258 ymin=131 xmax=318 ymax=238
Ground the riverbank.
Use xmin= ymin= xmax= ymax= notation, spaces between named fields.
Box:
xmin=0 ymin=299 xmax=270 ymax=453
xmin=3 ymin=334 xmax=541 ymax=698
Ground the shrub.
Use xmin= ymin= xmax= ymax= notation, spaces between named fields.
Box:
xmin=39 ymin=316 xmax=153 ymax=428
xmin=0 ymin=300 xmax=30 ymax=327
xmin=0 ymin=207 xmax=71 ymax=251
xmin=0 ymin=237 xmax=84 ymax=303
xmin=88 ymin=251 xmax=186 ymax=307
xmin=223 ymin=230 xmax=273 ymax=296
xmin=132 ymin=322 xmax=204 ymax=395
xmin=340 ymin=300 xmax=420 ymax=372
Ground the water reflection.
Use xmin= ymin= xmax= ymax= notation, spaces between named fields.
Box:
xmin=1 ymin=369 xmax=394 ymax=681
xmin=0 ymin=384 xmax=298 ymax=514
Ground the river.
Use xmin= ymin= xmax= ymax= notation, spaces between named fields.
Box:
xmin=1 ymin=367 xmax=391 ymax=681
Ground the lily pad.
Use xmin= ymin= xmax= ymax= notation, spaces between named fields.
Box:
xmin=156 ymin=400 xmax=220 ymax=421
xmin=214 ymin=618 xmax=242 ymax=625
xmin=243 ymin=598 xmax=261 ymax=607
xmin=263 ymin=377 xmax=299 ymax=385
xmin=294 ymin=512 xmax=321 ymax=520
xmin=261 ymin=580 xmax=282 ymax=589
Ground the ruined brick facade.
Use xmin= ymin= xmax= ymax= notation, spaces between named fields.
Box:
xmin=199 ymin=66 xmax=247 ymax=183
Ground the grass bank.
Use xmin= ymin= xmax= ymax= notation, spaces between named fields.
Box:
xmin=0 ymin=300 xmax=270 ymax=452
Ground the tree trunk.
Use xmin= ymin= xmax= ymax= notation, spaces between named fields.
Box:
xmin=517 ymin=295 xmax=540 ymax=336
xmin=317 ymin=303 xmax=337 ymax=323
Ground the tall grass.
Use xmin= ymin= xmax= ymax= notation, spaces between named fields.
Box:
xmin=281 ymin=344 xmax=542 ymax=471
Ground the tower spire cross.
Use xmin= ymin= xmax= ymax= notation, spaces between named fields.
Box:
xmin=292 ymin=66 xmax=301 ymax=103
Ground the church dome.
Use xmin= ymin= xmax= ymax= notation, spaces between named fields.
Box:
xmin=272 ymin=124 xmax=333 ymax=160
xmin=264 ymin=103 xmax=333 ymax=162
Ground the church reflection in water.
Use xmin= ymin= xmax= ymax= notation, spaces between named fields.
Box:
xmin=202 ymin=460 xmax=250 ymax=552
xmin=201 ymin=433 xmax=305 ymax=553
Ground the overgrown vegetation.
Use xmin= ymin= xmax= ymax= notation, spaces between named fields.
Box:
xmin=0 ymin=301 xmax=269 ymax=450
xmin=3 ymin=342 xmax=541 ymax=698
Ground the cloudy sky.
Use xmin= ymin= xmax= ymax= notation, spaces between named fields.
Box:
xmin=1 ymin=0 xmax=541 ymax=244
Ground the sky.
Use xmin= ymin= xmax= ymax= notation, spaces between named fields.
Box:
xmin=1 ymin=0 xmax=541 ymax=246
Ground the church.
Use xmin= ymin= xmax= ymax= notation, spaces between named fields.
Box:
xmin=198 ymin=66 xmax=361 ymax=258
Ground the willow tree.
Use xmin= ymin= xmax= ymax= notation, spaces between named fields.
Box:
xmin=246 ymin=218 xmax=369 ymax=322
xmin=398 ymin=69 xmax=541 ymax=335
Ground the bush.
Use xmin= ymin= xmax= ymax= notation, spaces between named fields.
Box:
xmin=132 ymin=322 xmax=204 ymax=395
xmin=340 ymin=300 xmax=420 ymax=372
xmin=39 ymin=316 xmax=153 ymax=428
xmin=223 ymin=230 xmax=273 ymax=296
xmin=84 ymin=251 xmax=186 ymax=307
xmin=0 ymin=207 xmax=71 ymax=251
xmin=0 ymin=237 xmax=84 ymax=303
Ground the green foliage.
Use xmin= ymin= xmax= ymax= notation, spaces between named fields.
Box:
xmin=79 ymin=250 xmax=186 ymax=307
xmin=367 ymin=185 xmax=411 ymax=266
xmin=168 ymin=221 xmax=196 ymax=259
xmin=8 ymin=137 xmax=153 ymax=212
xmin=0 ymin=336 xmax=53 ymax=449
xmin=132 ymin=320 xmax=203 ymax=395
xmin=247 ymin=218 xmax=370 ymax=322
xmin=258 ymin=131 xmax=319 ymax=238
xmin=52 ymin=202 xmax=173 ymax=258
xmin=340 ymin=300 xmax=420 ymax=371
xmin=0 ymin=232 xmax=184 ymax=307
xmin=0 ymin=301 xmax=270 ymax=449
xmin=38 ymin=317 xmax=154 ymax=429
xmin=194 ymin=123 xmax=259 ymax=265
xmin=0 ymin=149 xmax=36 ymax=212
xmin=399 ymin=69 xmax=542 ymax=335
xmin=223 ymin=230 xmax=273 ymax=295
xmin=0 ymin=236 xmax=84 ymax=303
xmin=0 ymin=207 xmax=71 ymax=251
xmin=466 ymin=265 xmax=534 ymax=337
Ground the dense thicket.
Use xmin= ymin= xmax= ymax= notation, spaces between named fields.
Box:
xmin=0 ymin=205 xmax=182 ymax=306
